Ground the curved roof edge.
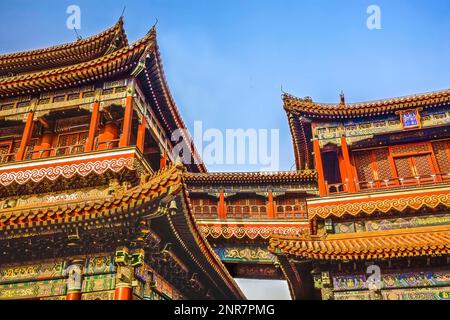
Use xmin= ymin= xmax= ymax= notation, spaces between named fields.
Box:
xmin=283 ymin=88 xmax=450 ymax=118
xmin=0 ymin=18 xmax=128 ymax=77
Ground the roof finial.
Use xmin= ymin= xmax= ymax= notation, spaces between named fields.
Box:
xmin=152 ymin=18 xmax=159 ymax=30
xmin=340 ymin=90 xmax=345 ymax=105
xmin=73 ymin=28 xmax=82 ymax=41
xmin=120 ymin=6 xmax=126 ymax=19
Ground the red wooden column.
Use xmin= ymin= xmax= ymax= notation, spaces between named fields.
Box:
xmin=267 ymin=191 xmax=275 ymax=218
xmin=98 ymin=122 xmax=118 ymax=150
xmin=218 ymin=191 xmax=227 ymax=219
xmin=114 ymin=284 xmax=133 ymax=300
xmin=85 ymin=100 xmax=100 ymax=152
xmin=338 ymin=152 xmax=348 ymax=189
xmin=136 ymin=116 xmax=147 ymax=153
xmin=16 ymin=111 xmax=35 ymax=161
xmin=160 ymin=151 xmax=168 ymax=169
xmin=119 ymin=95 xmax=134 ymax=148
xmin=33 ymin=130 xmax=54 ymax=159
xmin=313 ymin=139 xmax=327 ymax=196
xmin=340 ymin=135 xmax=357 ymax=192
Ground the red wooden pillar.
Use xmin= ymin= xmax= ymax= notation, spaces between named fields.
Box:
xmin=85 ymin=101 xmax=100 ymax=152
xmin=98 ymin=122 xmax=118 ymax=150
xmin=119 ymin=96 xmax=134 ymax=148
xmin=136 ymin=116 xmax=147 ymax=153
xmin=338 ymin=152 xmax=348 ymax=189
xmin=160 ymin=151 xmax=168 ymax=169
xmin=66 ymin=292 xmax=82 ymax=300
xmin=340 ymin=135 xmax=357 ymax=192
xmin=114 ymin=285 xmax=133 ymax=300
xmin=33 ymin=130 xmax=54 ymax=159
xmin=16 ymin=111 xmax=35 ymax=161
xmin=313 ymin=139 xmax=327 ymax=196
xmin=218 ymin=191 xmax=226 ymax=219
xmin=267 ymin=191 xmax=275 ymax=218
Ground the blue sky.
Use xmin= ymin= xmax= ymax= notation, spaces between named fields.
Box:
xmin=1 ymin=0 xmax=449 ymax=172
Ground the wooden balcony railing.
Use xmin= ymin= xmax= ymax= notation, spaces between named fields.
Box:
xmin=193 ymin=204 xmax=307 ymax=220
xmin=192 ymin=205 xmax=218 ymax=219
xmin=226 ymin=205 xmax=267 ymax=219
xmin=275 ymin=205 xmax=307 ymax=219
xmin=95 ymin=138 xmax=120 ymax=150
xmin=326 ymin=173 xmax=450 ymax=195
xmin=0 ymin=139 xmax=123 ymax=163
xmin=25 ymin=144 xmax=85 ymax=159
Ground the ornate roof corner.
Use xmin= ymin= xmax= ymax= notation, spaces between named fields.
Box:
xmin=268 ymin=225 xmax=450 ymax=261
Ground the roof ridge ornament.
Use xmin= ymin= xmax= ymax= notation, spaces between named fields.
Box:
xmin=340 ymin=90 xmax=345 ymax=106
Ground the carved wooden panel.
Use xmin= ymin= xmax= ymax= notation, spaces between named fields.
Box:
xmin=374 ymin=148 xmax=392 ymax=180
xmin=432 ymin=141 xmax=450 ymax=174
xmin=354 ymin=150 xmax=374 ymax=182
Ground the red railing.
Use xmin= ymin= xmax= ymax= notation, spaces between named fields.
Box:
xmin=0 ymin=139 xmax=123 ymax=163
xmin=326 ymin=173 xmax=450 ymax=195
xmin=95 ymin=138 xmax=120 ymax=150
xmin=226 ymin=205 xmax=267 ymax=219
xmin=25 ymin=144 xmax=85 ymax=159
xmin=275 ymin=205 xmax=307 ymax=219
xmin=192 ymin=203 xmax=307 ymax=220
xmin=192 ymin=205 xmax=218 ymax=219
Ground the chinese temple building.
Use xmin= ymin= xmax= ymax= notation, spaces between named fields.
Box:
xmin=269 ymin=90 xmax=450 ymax=300
xmin=0 ymin=19 xmax=244 ymax=300
xmin=2 ymin=17 xmax=450 ymax=302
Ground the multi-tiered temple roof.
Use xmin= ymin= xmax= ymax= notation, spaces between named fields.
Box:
xmin=0 ymin=19 xmax=204 ymax=173
xmin=284 ymin=89 xmax=450 ymax=170
xmin=0 ymin=18 xmax=128 ymax=78
xmin=0 ymin=19 xmax=242 ymax=300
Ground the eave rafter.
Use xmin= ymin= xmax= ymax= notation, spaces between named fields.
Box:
xmin=269 ymin=224 xmax=450 ymax=261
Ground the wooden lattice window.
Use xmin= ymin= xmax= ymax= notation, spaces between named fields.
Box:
xmin=354 ymin=150 xmax=375 ymax=182
xmin=432 ymin=140 xmax=450 ymax=174
xmin=56 ymin=131 xmax=88 ymax=156
xmin=0 ymin=141 xmax=12 ymax=163
xmin=374 ymin=148 xmax=392 ymax=180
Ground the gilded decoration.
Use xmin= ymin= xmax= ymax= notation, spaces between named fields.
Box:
xmin=308 ymin=191 xmax=450 ymax=219
xmin=81 ymin=290 xmax=115 ymax=300
xmin=334 ymin=213 xmax=450 ymax=234
xmin=0 ymin=262 xmax=66 ymax=283
xmin=382 ymin=287 xmax=450 ymax=300
xmin=0 ymin=157 xmax=138 ymax=187
xmin=198 ymin=223 xmax=308 ymax=239
xmin=85 ymin=256 xmax=116 ymax=275
xmin=82 ymin=274 xmax=116 ymax=293
xmin=0 ymin=279 xmax=66 ymax=300
xmin=214 ymin=246 xmax=276 ymax=263
xmin=0 ymin=186 xmax=111 ymax=211
xmin=333 ymin=270 xmax=450 ymax=291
